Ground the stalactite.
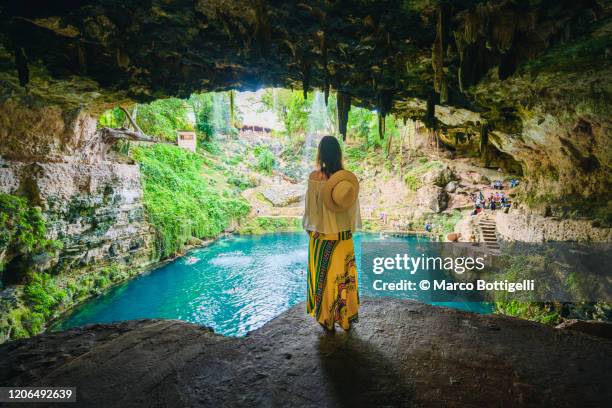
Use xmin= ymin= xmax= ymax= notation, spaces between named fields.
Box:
xmin=77 ymin=42 xmax=87 ymax=73
xmin=479 ymin=122 xmax=489 ymax=159
xmin=302 ymin=62 xmax=310 ymax=100
xmin=254 ymin=0 xmax=271 ymax=55
xmin=322 ymin=31 xmax=329 ymax=106
xmin=324 ymin=79 xmax=330 ymax=106
xmin=424 ymin=93 xmax=436 ymax=129
xmin=432 ymin=3 xmax=448 ymax=103
xmin=376 ymin=90 xmax=393 ymax=140
xmin=337 ymin=91 xmax=351 ymax=141
xmin=14 ymin=47 xmax=28 ymax=87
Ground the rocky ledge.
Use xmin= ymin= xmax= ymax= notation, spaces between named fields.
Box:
xmin=1 ymin=298 xmax=610 ymax=407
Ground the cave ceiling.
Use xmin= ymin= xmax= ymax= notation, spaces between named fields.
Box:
xmin=0 ymin=0 xmax=610 ymax=132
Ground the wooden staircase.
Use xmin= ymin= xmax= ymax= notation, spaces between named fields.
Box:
xmin=478 ymin=216 xmax=500 ymax=253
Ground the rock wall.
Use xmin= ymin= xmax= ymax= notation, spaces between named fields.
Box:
xmin=0 ymin=159 xmax=156 ymax=280
xmin=496 ymin=209 xmax=612 ymax=243
xmin=0 ymin=102 xmax=156 ymax=284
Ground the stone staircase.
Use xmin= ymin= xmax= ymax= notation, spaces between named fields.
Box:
xmin=478 ymin=216 xmax=500 ymax=252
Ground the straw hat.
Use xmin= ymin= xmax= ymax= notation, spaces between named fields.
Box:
xmin=322 ymin=170 xmax=359 ymax=212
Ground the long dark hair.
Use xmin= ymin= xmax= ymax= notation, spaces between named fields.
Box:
xmin=317 ymin=135 xmax=343 ymax=179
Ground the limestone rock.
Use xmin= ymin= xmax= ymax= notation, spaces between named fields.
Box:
xmin=445 ymin=180 xmax=458 ymax=193
xmin=496 ymin=209 xmax=612 ymax=242
xmin=0 ymin=159 xmax=156 ymax=281
xmin=261 ymin=184 xmax=305 ymax=207
xmin=422 ymin=166 xmax=456 ymax=187
xmin=556 ymin=319 xmax=612 ymax=340
xmin=1 ymin=298 xmax=610 ymax=407
xmin=416 ymin=185 xmax=448 ymax=213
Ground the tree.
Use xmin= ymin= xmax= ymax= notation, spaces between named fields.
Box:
xmin=188 ymin=93 xmax=214 ymax=140
xmin=135 ymin=98 xmax=193 ymax=141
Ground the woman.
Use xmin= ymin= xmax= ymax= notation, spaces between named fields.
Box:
xmin=303 ymin=135 xmax=361 ymax=332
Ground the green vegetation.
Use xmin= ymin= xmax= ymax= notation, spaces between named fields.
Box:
xmin=261 ymin=89 xmax=312 ymax=135
xmin=98 ymin=107 xmax=126 ymax=128
xmin=403 ymin=160 xmax=444 ymax=191
xmin=227 ymin=174 xmax=258 ymax=191
xmin=237 ymin=217 xmax=302 ymax=234
xmin=253 ymin=145 xmax=276 ymax=174
xmin=134 ymin=98 xmax=193 ymax=141
xmin=0 ymin=262 xmax=147 ymax=342
xmin=98 ymin=92 xmax=238 ymax=144
xmin=0 ymin=194 xmax=62 ymax=274
xmin=131 ymin=144 xmax=250 ymax=258
xmin=491 ymin=251 xmax=611 ymax=325
xmin=494 ymin=301 xmax=561 ymax=325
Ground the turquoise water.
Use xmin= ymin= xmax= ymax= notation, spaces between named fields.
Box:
xmin=55 ymin=233 xmax=491 ymax=336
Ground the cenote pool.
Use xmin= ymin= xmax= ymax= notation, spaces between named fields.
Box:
xmin=55 ymin=233 xmax=491 ymax=336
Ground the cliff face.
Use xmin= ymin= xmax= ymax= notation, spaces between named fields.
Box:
xmin=0 ymin=104 xmax=156 ymax=286
xmin=0 ymin=160 xmax=155 ymax=281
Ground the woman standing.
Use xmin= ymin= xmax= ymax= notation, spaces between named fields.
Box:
xmin=303 ymin=135 xmax=361 ymax=332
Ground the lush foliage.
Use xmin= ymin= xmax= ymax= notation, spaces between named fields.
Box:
xmin=494 ymin=300 xmax=561 ymax=325
xmin=0 ymin=194 xmax=61 ymax=273
xmin=134 ymin=98 xmax=194 ymax=141
xmin=253 ymin=145 xmax=276 ymax=174
xmin=98 ymin=107 xmax=126 ymax=128
xmin=23 ymin=272 xmax=66 ymax=320
xmin=131 ymin=144 xmax=250 ymax=258
xmin=188 ymin=93 xmax=214 ymax=139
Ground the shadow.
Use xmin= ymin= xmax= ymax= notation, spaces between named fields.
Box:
xmin=318 ymin=332 xmax=415 ymax=407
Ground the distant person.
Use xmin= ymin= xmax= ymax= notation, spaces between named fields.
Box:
xmin=425 ymin=221 xmax=432 ymax=232
xmin=302 ymin=135 xmax=361 ymax=333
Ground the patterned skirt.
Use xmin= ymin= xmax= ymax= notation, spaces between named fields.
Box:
xmin=306 ymin=231 xmax=359 ymax=330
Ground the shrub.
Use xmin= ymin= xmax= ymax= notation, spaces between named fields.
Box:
xmin=253 ymin=145 xmax=276 ymax=174
xmin=23 ymin=272 xmax=65 ymax=319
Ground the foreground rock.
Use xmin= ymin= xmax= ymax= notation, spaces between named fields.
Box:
xmin=1 ymin=298 xmax=610 ymax=407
